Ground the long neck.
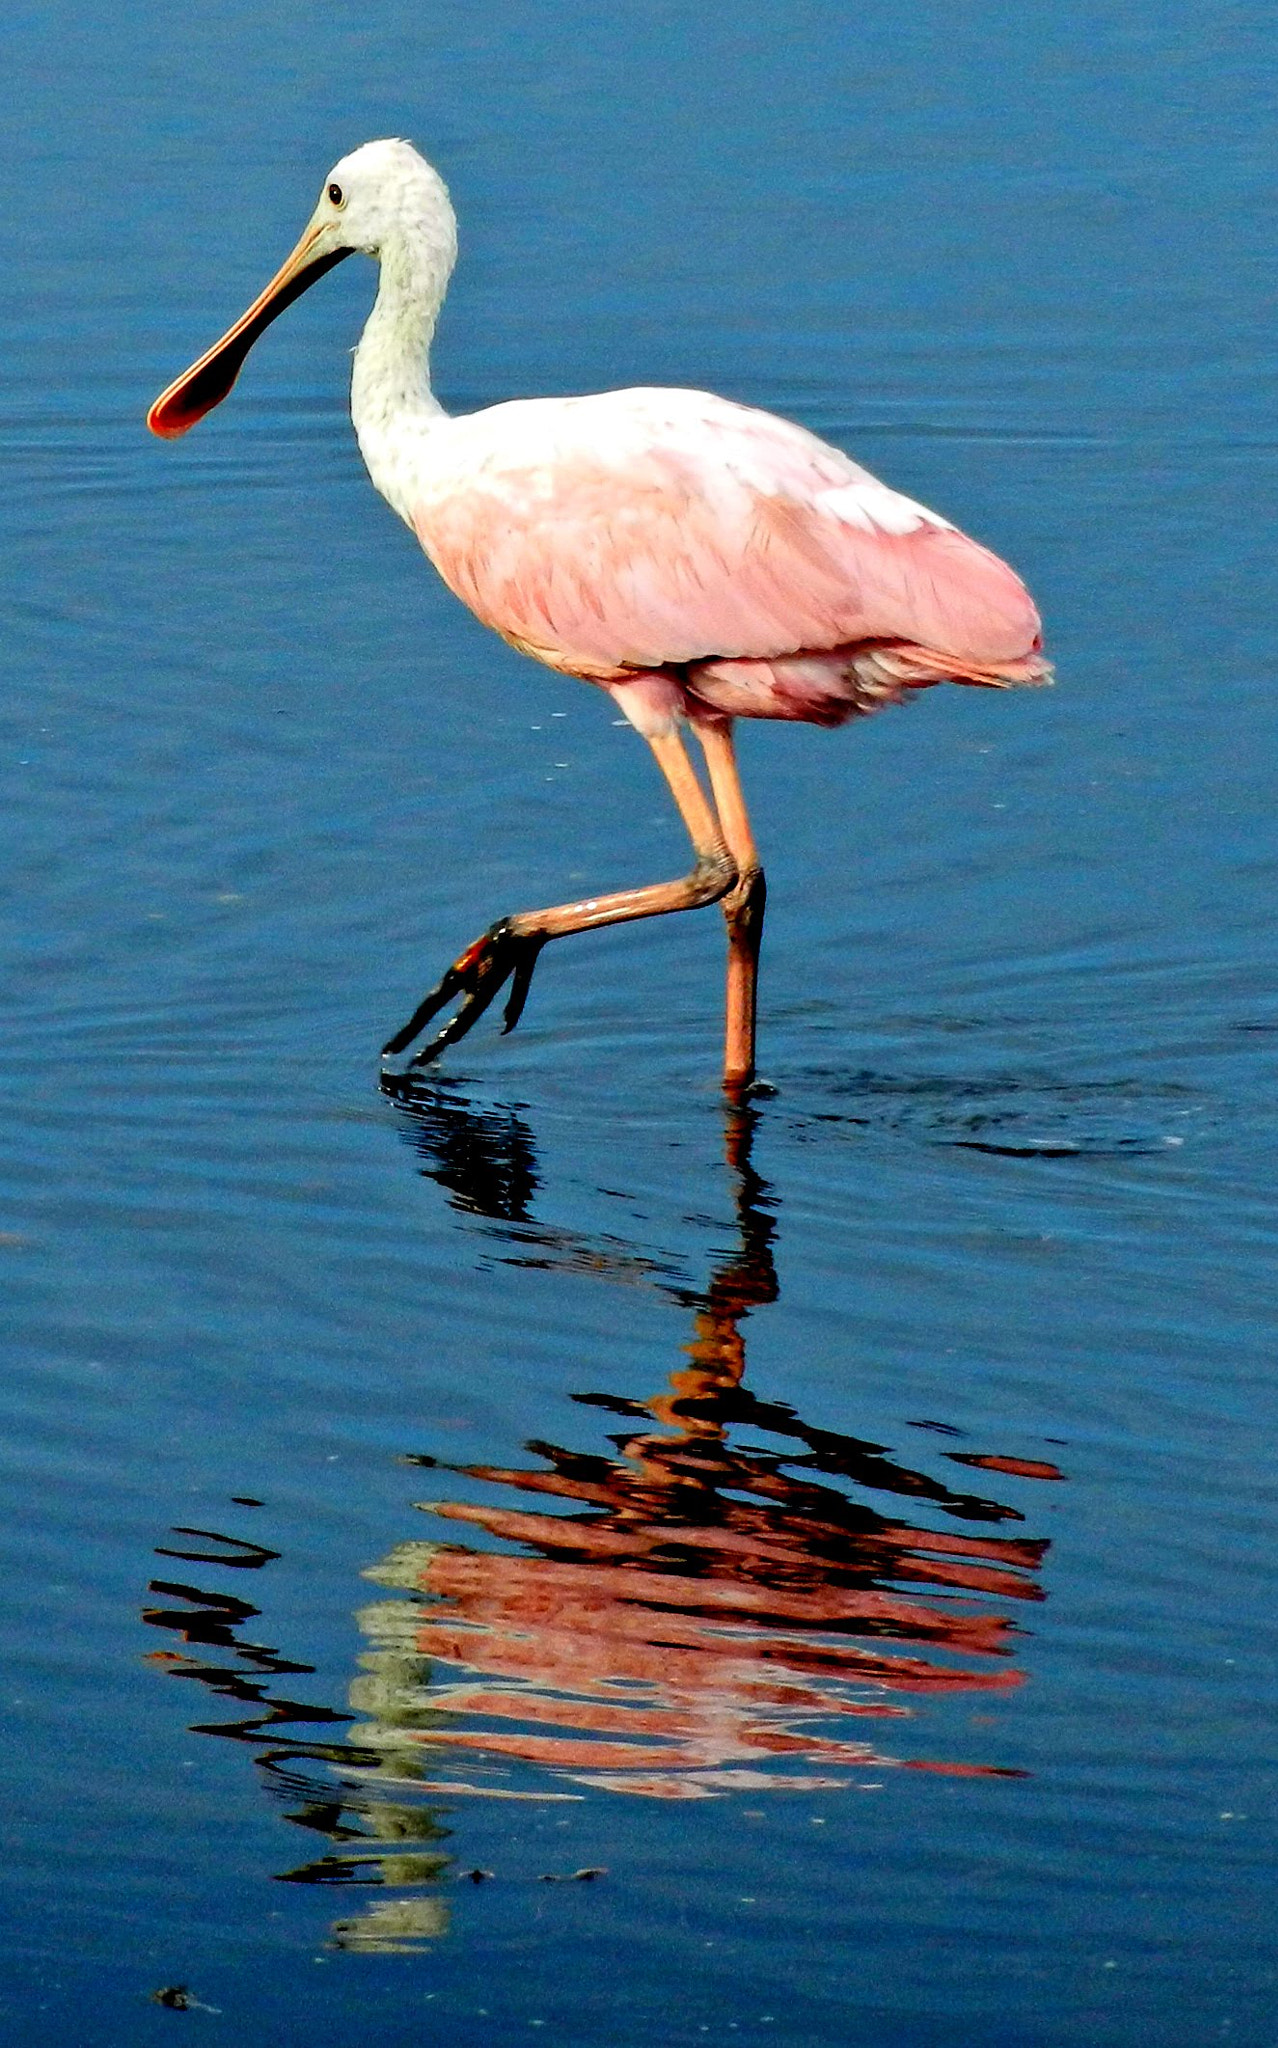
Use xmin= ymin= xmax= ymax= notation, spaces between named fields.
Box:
xmin=351 ymin=221 xmax=454 ymax=525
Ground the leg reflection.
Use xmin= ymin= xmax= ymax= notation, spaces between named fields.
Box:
xmin=369 ymin=1085 xmax=1058 ymax=1797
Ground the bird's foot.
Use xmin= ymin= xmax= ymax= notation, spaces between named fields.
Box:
xmin=381 ymin=920 xmax=547 ymax=1071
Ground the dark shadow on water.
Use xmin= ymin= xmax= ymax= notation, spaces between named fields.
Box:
xmin=142 ymin=1082 xmax=1060 ymax=1949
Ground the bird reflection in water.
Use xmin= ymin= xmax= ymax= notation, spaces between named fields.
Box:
xmin=140 ymin=1524 xmax=454 ymax=1951
xmin=142 ymin=1086 xmax=1060 ymax=1945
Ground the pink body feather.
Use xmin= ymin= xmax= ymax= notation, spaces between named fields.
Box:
xmin=411 ymin=387 xmax=1048 ymax=732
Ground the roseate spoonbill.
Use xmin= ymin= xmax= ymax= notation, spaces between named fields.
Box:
xmin=148 ymin=139 xmax=1049 ymax=1093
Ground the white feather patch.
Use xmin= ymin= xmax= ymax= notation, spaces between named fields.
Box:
xmin=818 ymin=481 xmax=953 ymax=536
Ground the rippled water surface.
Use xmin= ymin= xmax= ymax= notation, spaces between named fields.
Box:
xmin=5 ymin=4 xmax=1278 ymax=2043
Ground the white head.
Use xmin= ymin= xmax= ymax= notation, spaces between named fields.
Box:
xmin=299 ymin=139 xmax=456 ymax=265
xmin=148 ymin=139 xmax=457 ymax=438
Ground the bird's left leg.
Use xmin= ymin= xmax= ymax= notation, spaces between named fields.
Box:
xmin=382 ymin=728 xmax=737 ymax=1070
xmin=692 ymin=717 xmax=766 ymax=1095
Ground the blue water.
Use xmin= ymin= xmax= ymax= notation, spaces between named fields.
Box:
xmin=4 ymin=3 xmax=1277 ymax=2043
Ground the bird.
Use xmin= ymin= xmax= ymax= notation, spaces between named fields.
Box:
xmin=148 ymin=139 xmax=1049 ymax=1095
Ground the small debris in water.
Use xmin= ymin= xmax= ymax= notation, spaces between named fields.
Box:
xmin=150 ymin=1986 xmax=221 ymax=2014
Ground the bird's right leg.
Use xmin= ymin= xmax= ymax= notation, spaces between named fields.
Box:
xmin=692 ymin=717 xmax=766 ymax=1096
xmin=382 ymin=730 xmax=738 ymax=1070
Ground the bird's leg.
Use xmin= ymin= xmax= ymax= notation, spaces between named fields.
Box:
xmin=693 ymin=718 xmax=766 ymax=1096
xmin=382 ymin=730 xmax=738 ymax=1070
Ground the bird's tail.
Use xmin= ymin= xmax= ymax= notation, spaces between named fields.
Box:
xmin=847 ymin=640 xmax=1054 ymax=694
xmin=684 ymin=640 xmax=1053 ymax=728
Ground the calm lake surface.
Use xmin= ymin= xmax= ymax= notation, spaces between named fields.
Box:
xmin=4 ymin=4 xmax=1277 ymax=2043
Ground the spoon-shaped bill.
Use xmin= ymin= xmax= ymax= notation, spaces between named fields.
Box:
xmin=147 ymin=225 xmax=350 ymax=439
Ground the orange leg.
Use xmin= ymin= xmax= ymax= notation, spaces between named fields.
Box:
xmin=383 ymin=730 xmax=738 ymax=1069
xmin=693 ymin=719 xmax=765 ymax=1095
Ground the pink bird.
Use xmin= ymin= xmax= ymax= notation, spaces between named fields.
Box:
xmin=149 ymin=139 xmax=1049 ymax=1094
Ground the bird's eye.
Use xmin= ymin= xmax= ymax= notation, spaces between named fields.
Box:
xmin=327 ymin=182 xmax=345 ymax=208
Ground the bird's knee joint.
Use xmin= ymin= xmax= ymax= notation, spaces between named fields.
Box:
xmin=691 ymin=849 xmax=739 ymax=904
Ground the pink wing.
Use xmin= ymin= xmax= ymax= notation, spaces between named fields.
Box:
xmin=412 ymin=387 xmax=1043 ymax=688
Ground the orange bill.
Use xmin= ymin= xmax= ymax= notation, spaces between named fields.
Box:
xmin=147 ymin=224 xmax=350 ymax=439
